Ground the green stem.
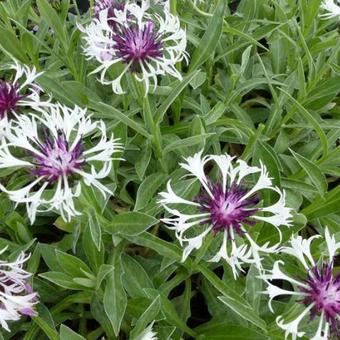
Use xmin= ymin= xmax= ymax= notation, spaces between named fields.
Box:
xmin=170 ymin=0 xmax=177 ymax=14
xmin=186 ymin=0 xmax=212 ymax=18
xmin=143 ymin=97 xmax=167 ymax=172
xmin=131 ymin=77 xmax=167 ymax=172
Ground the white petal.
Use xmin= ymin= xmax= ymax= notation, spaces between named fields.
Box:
xmin=276 ymin=304 xmax=314 ymax=340
xmin=265 ymin=261 xmax=308 ymax=288
xmin=324 ymin=227 xmax=340 ymax=261
xmin=158 ymin=181 xmax=200 ymax=206
xmin=281 ymin=234 xmax=320 ymax=270
xmin=180 ymin=150 xmax=212 ymax=196
xmin=264 ymin=281 xmax=304 ymax=313
xmin=182 ymin=227 xmax=211 ymax=261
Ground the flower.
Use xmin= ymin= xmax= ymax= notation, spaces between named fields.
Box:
xmin=159 ymin=150 xmax=292 ymax=278
xmin=320 ymin=0 xmax=340 ymax=19
xmin=262 ymin=229 xmax=340 ymax=340
xmin=0 ymin=61 xmax=48 ymax=137
xmin=0 ymin=103 xmax=122 ymax=224
xmin=80 ymin=1 xmax=187 ymax=94
xmin=0 ymin=248 xmax=38 ymax=332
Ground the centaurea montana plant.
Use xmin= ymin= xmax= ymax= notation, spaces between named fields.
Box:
xmin=0 ymin=248 xmax=38 ymax=332
xmin=159 ymin=150 xmax=292 ymax=278
xmin=0 ymin=103 xmax=122 ymax=224
xmin=80 ymin=1 xmax=187 ymax=94
xmin=262 ymin=229 xmax=340 ymax=340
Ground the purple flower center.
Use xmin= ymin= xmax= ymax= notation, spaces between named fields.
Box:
xmin=32 ymin=133 xmax=85 ymax=182
xmin=196 ymin=183 xmax=259 ymax=235
xmin=0 ymin=81 xmax=25 ymax=119
xmin=300 ymin=263 xmax=340 ymax=334
xmin=113 ymin=21 xmax=164 ymax=68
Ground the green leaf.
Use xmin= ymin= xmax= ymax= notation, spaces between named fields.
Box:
xmin=91 ymin=294 xmax=115 ymax=338
xmin=95 ymin=264 xmax=114 ymax=291
xmin=144 ymin=289 xmax=196 ymax=337
xmin=89 ymin=100 xmax=150 ymax=138
xmin=104 ymin=244 xmax=127 ymax=336
xmin=190 ymin=71 xmax=207 ymax=89
xmin=36 ymin=0 xmax=68 ymax=48
xmin=134 ymin=173 xmax=167 ymax=211
xmin=129 ymin=297 xmax=160 ymax=339
xmin=163 ymin=134 xmax=214 ymax=155
xmin=154 ymin=71 xmax=200 ymax=124
xmin=290 ymin=149 xmax=327 ymax=196
xmin=39 ymin=272 xmax=85 ymax=290
xmin=279 ymin=88 xmax=328 ymax=157
xmin=55 ymin=250 xmax=92 ymax=278
xmin=88 ymin=211 xmax=102 ymax=251
xmin=255 ymin=140 xmax=281 ymax=186
xmin=189 ymin=0 xmax=227 ymax=71
xmin=82 ymin=223 xmax=104 ymax=273
xmin=104 ymin=212 xmax=158 ymax=236
xmin=0 ymin=27 xmax=29 ymax=62
xmin=302 ymin=186 xmax=340 ymax=219
xmin=196 ymin=323 xmax=269 ymax=339
xmin=59 ymin=325 xmax=86 ymax=340
xmin=135 ymin=139 xmax=152 ymax=180
xmin=121 ymin=255 xmax=154 ymax=298
xmin=33 ymin=316 xmax=58 ymax=340
xmin=199 ymin=265 xmax=267 ymax=331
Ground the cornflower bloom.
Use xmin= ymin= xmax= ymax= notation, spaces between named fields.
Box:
xmin=0 ymin=104 xmax=122 ymax=224
xmin=0 ymin=61 xmax=48 ymax=136
xmin=262 ymin=229 xmax=340 ymax=340
xmin=80 ymin=1 xmax=187 ymax=94
xmin=0 ymin=248 xmax=38 ymax=332
xmin=320 ymin=0 xmax=340 ymax=19
xmin=159 ymin=151 xmax=292 ymax=278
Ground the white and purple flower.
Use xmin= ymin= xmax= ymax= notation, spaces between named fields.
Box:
xmin=262 ymin=229 xmax=340 ymax=340
xmin=0 ymin=103 xmax=122 ymax=224
xmin=320 ymin=0 xmax=340 ymax=19
xmin=159 ymin=151 xmax=292 ymax=278
xmin=0 ymin=61 xmax=48 ymax=137
xmin=0 ymin=248 xmax=38 ymax=332
xmin=80 ymin=1 xmax=187 ymax=94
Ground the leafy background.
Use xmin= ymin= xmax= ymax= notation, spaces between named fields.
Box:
xmin=0 ymin=0 xmax=339 ymax=339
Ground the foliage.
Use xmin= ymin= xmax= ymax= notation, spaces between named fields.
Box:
xmin=0 ymin=0 xmax=339 ymax=339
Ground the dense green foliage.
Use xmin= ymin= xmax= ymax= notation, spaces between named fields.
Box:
xmin=0 ymin=0 xmax=339 ymax=339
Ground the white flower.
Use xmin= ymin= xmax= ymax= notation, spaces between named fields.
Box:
xmin=320 ymin=0 xmax=340 ymax=19
xmin=0 ymin=103 xmax=123 ymax=224
xmin=80 ymin=1 xmax=188 ymax=94
xmin=0 ymin=61 xmax=49 ymax=137
xmin=159 ymin=150 xmax=292 ymax=278
xmin=262 ymin=228 xmax=340 ymax=339
xmin=0 ymin=248 xmax=38 ymax=332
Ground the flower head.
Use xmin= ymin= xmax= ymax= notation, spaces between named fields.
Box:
xmin=159 ymin=151 xmax=292 ymax=278
xmin=0 ymin=61 xmax=47 ymax=136
xmin=0 ymin=104 xmax=122 ymax=224
xmin=0 ymin=248 xmax=38 ymax=332
xmin=262 ymin=229 xmax=340 ymax=340
xmin=320 ymin=0 xmax=340 ymax=19
xmin=80 ymin=1 xmax=187 ymax=94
